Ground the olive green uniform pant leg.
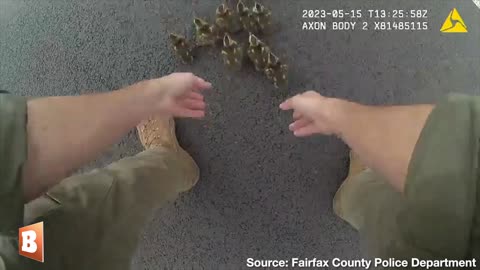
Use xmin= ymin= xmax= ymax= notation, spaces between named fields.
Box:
xmin=334 ymin=169 xmax=405 ymax=259
xmin=0 ymin=93 xmax=27 ymax=270
xmin=23 ymin=147 xmax=198 ymax=270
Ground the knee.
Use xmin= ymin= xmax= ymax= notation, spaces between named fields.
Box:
xmin=175 ymin=149 xmax=200 ymax=192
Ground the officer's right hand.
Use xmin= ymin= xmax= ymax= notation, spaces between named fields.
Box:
xmin=279 ymin=91 xmax=345 ymax=137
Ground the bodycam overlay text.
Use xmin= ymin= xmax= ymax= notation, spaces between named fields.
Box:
xmin=246 ymin=258 xmax=477 ymax=269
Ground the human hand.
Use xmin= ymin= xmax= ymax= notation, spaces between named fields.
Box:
xmin=143 ymin=72 xmax=211 ymax=118
xmin=279 ymin=91 xmax=345 ymax=137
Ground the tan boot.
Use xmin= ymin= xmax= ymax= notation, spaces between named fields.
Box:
xmin=137 ymin=117 xmax=180 ymax=151
xmin=333 ymin=151 xmax=368 ymax=230
xmin=347 ymin=151 xmax=367 ymax=178
xmin=136 ymin=116 xmax=200 ymax=191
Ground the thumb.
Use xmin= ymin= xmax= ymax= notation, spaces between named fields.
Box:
xmin=293 ymin=125 xmax=318 ymax=137
xmin=193 ymin=76 xmax=212 ymax=91
xmin=280 ymin=94 xmax=304 ymax=110
xmin=280 ymin=95 xmax=313 ymax=114
xmin=279 ymin=98 xmax=294 ymax=110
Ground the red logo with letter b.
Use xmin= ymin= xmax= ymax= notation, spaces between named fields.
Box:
xmin=19 ymin=222 xmax=44 ymax=262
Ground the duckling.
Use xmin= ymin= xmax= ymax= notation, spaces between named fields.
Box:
xmin=193 ymin=17 xmax=217 ymax=46
xmin=169 ymin=33 xmax=194 ymax=64
xmin=221 ymin=33 xmax=244 ymax=70
xmin=252 ymin=2 xmax=272 ymax=31
xmin=246 ymin=33 xmax=269 ymax=72
xmin=214 ymin=3 xmax=242 ymax=34
xmin=264 ymin=52 xmax=288 ymax=88
xmin=236 ymin=0 xmax=260 ymax=34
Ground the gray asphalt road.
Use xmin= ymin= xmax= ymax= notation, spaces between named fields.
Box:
xmin=1 ymin=0 xmax=479 ymax=269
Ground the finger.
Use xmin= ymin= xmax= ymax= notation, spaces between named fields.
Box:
xmin=173 ymin=108 xmax=206 ymax=118
xmin=179 ymin=99 xmax=206 ymax=110
xmin=289 ymin=118 xmax=311 ymax=131
xmin=293 ymin=125 xmax=317 ymax=137
xmin=193 ymin=76 xmax=212 ymax=91
xmin=177 ymin=91 xmax=204 ymax=101
xmin=293 ymin=111 xmax=303 ymax=120
xmin=187 ymin=92 xmax=204 ymax=101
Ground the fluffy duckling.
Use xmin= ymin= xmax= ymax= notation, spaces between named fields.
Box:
xmin=221 ymin=33 xmax=244 ymax=70
xmin=214 ymin=3 xmax=242 ymax=34
xmin=193 ymin=17 xmax=217 ymax=46
xmin=264 ymin=52 xmax=288 ymax=88
xmin=246 ymin=33 xmax=269 ymax=71
xmin=252 ymin=2 xmax=271 ymax=31
xmin=236 ymin=0 xmax=260 ymax=33
xmin=169 ymin=33 xmax=194 ymax=64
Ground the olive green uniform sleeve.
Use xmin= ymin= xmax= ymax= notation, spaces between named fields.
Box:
xmin=0 ymin=93 xmax=28 ymax=270
xmin=393 ymin=94 xmax=480 ymax=260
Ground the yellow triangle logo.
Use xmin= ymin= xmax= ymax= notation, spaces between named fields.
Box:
xmin=440 ymin=8 xmax=468 ymax=33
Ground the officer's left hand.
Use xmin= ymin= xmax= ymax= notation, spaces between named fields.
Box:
xmin=143 ymin=72 xmax=211 ymax=118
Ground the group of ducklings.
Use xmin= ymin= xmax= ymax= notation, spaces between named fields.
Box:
xmin=169 ymin=1 xmax=288 ymax=89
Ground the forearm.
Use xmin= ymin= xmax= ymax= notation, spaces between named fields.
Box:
xmin=22 ymin=82 xmax=155 ymax=200
xmin=333 ymin=100 xmax=434 ymax=192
